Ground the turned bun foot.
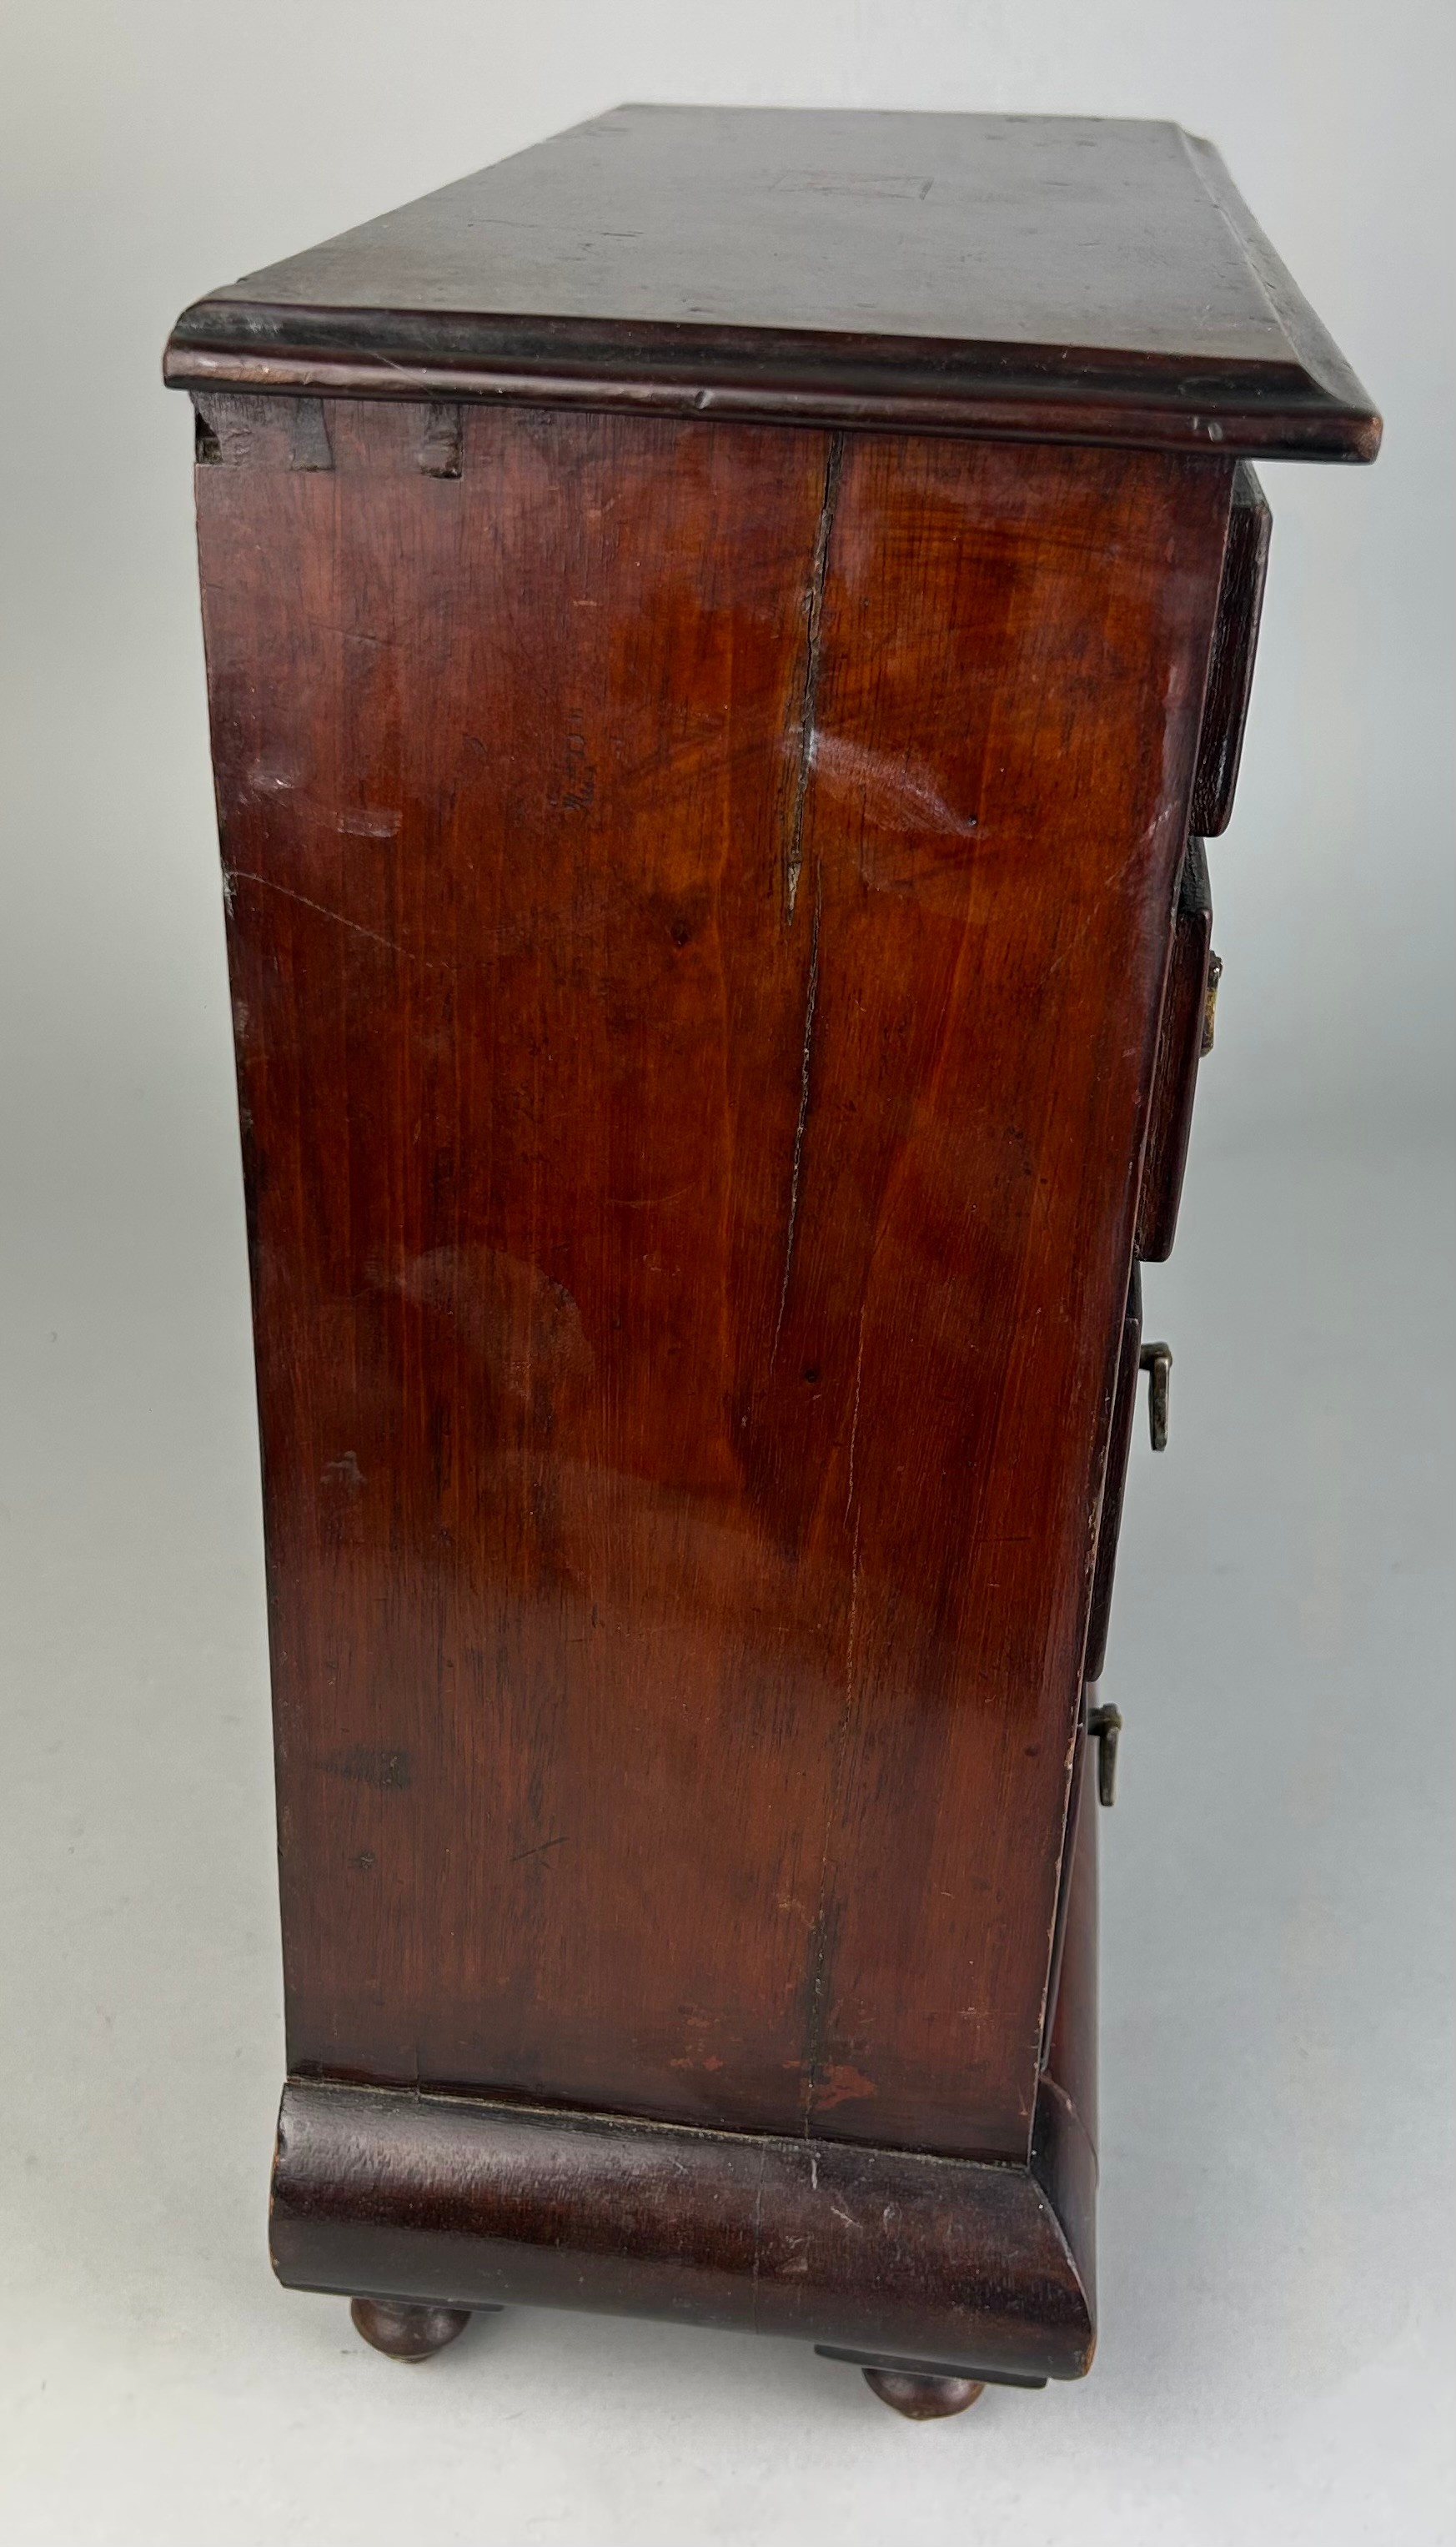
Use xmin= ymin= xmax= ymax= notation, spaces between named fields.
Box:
xmin=862 ymin=2366 xmax=986 ymax=2420
xmin=349 ymin=2295 xmax=473 ymax=2362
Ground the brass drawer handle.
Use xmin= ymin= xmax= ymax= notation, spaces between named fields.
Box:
xmin=1139 ymin=1342 xmax=1172 ymax=1450
xmin=1202 ymin=949 xmax=1223 ymax=1056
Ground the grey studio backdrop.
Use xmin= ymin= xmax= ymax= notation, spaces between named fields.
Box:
xmin=1 ymin=6 xmax=1451 ymax=2544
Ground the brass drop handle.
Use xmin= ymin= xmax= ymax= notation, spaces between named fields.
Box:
xmin=1087 ymin=1702 xmax=1122 ymax=1807
xmin=1140 ymin=1342 xmax=1172 ymax=1451
xmin=1202 ymin=949 xmax=1223 ymax=1056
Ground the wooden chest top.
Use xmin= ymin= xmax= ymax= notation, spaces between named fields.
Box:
xmin=166 ymin=106 xmax=1379 ymax=461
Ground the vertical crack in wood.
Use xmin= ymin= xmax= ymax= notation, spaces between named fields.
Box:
xmin=785 ymin=434 xmax=843 ymax=922
xmin=845 ymin=1319 xmax=866 ymax=1528
xmin=774 ymin=863 xmax=821 ymax=1356
xmin=802 ymin=1608 xmax=856 ymax=2140
xmin=801 ymin=1893 xmax=835 ymax=2139
xmin=802 ymin=1309 xmax=867 ymax=2139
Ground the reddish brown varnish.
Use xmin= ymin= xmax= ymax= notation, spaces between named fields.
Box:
xmin=173 ymin=108 xmax=1378 ymax=2401
xmin=198 ymin=397 xmax=1226 ymax=2167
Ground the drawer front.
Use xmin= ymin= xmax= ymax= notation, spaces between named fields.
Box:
xmin=1084 ymin=1268 xmax=1142 ymax=1688
xmin=1137 ymin=838 xmax=1214 ymax=1263
xmin=1190 ymin=460 xmax=1271 ymax=836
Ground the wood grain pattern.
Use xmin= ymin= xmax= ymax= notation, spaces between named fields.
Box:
xmin=270 ymin=2070 xmax=1095 ymax=2380
xmin=195 ymin=396 xmax=1228 ymax=2168
xmin=173 ymin=113 xmax=1382 ymax=2387
xmin=271 ymin=1738 xmax=1097 ymax=2379
xmin=166 ymin=110 xmax=1381 ymax=462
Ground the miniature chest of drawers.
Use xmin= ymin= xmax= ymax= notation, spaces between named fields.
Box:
xmin=167 ymin=108 xmax=1378 ymax=2417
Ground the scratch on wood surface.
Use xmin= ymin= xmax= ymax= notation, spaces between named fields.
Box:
xmin=812 ymin=731 xmax=979 ymax=839
xmin=785 ymin=435 xmax=843 ymax=922
xmin=225 ymin=870 xmax=415 ymax=959
xmin=802 ymin=1907 xmax=831 ymax=2137
xmin=845 ymin=1317 xmax=866 ymax=1526
xmin=510 ymin=1834 xmax=568 ymax=1866
xmin=335 ymin=806 xmax=401 ymax=839
xmin=774 ymin=867 xmax=821 ymax=1354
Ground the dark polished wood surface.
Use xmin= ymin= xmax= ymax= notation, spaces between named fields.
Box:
xmin=273 ymin=1737 xmax=1097 ymax=2381
xmin=196 ymin=396 xmax=1229 ymax=2166
xmin=1191 ymin=464 xmax=1273 ymax=834
xmin=167 ymin=109 xmax=1380 ymax=460
xmin=173 ymin=115 xmax=1378 ymax=2391
xmin=1137 ymin=841 xmax=1215 ymax=1265
xmin=271 ymin=2069 xmax=1095 ymax=2381
xmin=861 ymin=2367 xmax=985 ymax=2419
xmin=349 ymin=2295 xmax=474 ymax=2362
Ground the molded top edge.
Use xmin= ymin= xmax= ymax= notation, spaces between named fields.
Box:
xmin=165 ymin=107 xmax=1380 ymax=460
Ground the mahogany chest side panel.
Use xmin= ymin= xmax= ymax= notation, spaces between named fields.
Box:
xmin=195 ymin=396 xmax=1229 ymax=2164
